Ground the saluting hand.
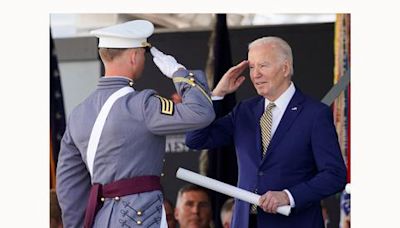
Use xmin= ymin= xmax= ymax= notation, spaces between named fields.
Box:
xmin=258 ymin=191 xmax=290 ymax=214
xmin=150 ymin=47 xmax=186 ymax=78
xmin=212 ymin=60 xmax=248 ymax=97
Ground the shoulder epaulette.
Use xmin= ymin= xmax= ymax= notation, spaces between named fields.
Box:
xmin=173 ymin=72 xmax=212 ymax=104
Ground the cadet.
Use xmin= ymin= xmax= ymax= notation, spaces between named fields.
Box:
xmin=56 ymin=20 xmax=215 ymax=228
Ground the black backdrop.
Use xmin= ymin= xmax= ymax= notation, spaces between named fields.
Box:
xmin=131 ymin=22 xmax=339 ymax=228
xmin=137 ymin=22 xmax=333 ymax=101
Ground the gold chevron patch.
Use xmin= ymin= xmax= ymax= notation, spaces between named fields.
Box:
xmin=155 ymin=95 xmax=174 ymax=116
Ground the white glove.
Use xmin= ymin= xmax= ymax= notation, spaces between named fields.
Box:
xmin=150 ymin=47 xmax=186 ymax=78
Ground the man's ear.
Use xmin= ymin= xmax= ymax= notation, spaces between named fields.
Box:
xmin=174 ymin=207 xmax=179 ymax=220
xmin=129 ymin=49 xmax=137 ymax=66
xmin=282 ymin=61 xmax=290 ymax=77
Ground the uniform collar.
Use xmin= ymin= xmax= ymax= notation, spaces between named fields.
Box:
xmin=97 ymin=76 xmax=135 ymax=90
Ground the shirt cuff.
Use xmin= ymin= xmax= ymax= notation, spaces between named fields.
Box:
xmin=211 ymin=95 xmax=224 ymax=101
xmin=283 ymin=189 xmax=296 ymax=208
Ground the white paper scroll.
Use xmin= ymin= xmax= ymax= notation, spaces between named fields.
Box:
xmin=176 ymin=167 xmax=291 ymax=216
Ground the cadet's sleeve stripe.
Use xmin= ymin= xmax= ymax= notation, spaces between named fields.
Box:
xmin=173 ymin=77 xmax=212 ymax=104
xmin=160 ymin=97 xmax=167 ymax=114
xmin=157 ymin=95 xmax=166 ymax=111
xmin=168 ymin=100 xmax=174 ymax=115
xmin=162 ymin=98 xmax=173 ymax=115
xmin=162 ymin=97 xmax=168 ymax=113
xmin=155 ymin=95 xmax=174 ymax=115
xmin=164 ymin=97 xmax=169 ymax=112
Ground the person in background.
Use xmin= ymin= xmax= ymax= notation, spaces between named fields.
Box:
xmin=164 ymin=198 xmax=177 ymax=228
xmin=340 ymin=189 xmax=350 ymax=228
xmin=321 ymin=200 xmax=330 ymax=228
xmin=175 ymin=184 xmax=213 ymax=228
xmin=220 ymin=198 xmax=234 ymax=228
xmin=186 ymin=36 xmax=347 ymax=228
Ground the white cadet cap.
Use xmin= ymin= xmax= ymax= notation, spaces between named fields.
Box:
xmin=90 ymin=20 xmax=154 ymax=48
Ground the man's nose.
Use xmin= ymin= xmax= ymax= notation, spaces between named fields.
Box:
xmin=252 ymin=68 xmax=261 ymax=78
xmin=190 ymin=205 xmax=200 ymax=214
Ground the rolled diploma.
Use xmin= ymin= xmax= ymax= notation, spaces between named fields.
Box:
xmin=176 ymin=168 xmax=291 ymax=216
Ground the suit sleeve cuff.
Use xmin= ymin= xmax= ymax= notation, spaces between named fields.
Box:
xmin=284 ymin=189 xmax=296 ymax=208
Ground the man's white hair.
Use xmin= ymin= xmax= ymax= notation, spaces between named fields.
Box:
xmin=248 ymin=36 xmax=294 ymax=76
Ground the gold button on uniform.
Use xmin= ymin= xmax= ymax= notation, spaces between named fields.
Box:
xmin=129 ymin=81 xmax=134 ymax=87
xmin=190 ymin=77 xmax=196 ymax=86
xmin=136 ymin=220 xmax=142 ymax=225
xmin=188 ymin=72 xmax=194 ymax=76
xmin=114 ymin=196 xmax=120 ymax=201
xmin=137 ymin=211 xmax=142 ymax=216
xmin=100 ymin=197 xmax=105 ymax=202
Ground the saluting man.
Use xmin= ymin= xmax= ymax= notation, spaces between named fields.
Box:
xmin=186 ymin=37 xmax=346 ymax=228
xmin=56 ymin=20 xmax=215 ymax=228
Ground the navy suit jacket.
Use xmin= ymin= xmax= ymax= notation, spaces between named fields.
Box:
xmin=186 ymin=88 xmax=347 ymax=228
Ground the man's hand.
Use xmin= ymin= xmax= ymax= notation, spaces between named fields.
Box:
xmin=212 ymin=60 xmax=248 ymax=97
xmin=258 ymin=191 xmax=290 ymax=214
xmin=150 ymin=47 xmax=186 ymax=78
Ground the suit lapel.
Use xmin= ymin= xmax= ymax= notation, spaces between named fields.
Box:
xmin=253 ymin=97 xmax=265 ymax=162
xmin=261 ymin=89 xmax=305 ymax=163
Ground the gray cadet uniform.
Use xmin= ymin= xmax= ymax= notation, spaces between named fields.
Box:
xmin=56 ymin=68 xmax=215 ymax=228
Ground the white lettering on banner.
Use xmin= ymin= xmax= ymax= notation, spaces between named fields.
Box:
xmin=166 ymin=135 xmax=190 ymax=153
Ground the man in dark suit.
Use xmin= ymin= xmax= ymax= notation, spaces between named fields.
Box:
xmin=186 ymin=36 xmax=347 ymax=228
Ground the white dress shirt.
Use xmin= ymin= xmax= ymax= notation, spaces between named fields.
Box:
xmin=264 ymin=82 xmax=295 ymax=137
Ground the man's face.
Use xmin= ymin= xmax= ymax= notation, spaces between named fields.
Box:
xmin=175 ymin=191 xmax=212 ymax=228
xmin=248 ymin=43 xmax=290 ymax=101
